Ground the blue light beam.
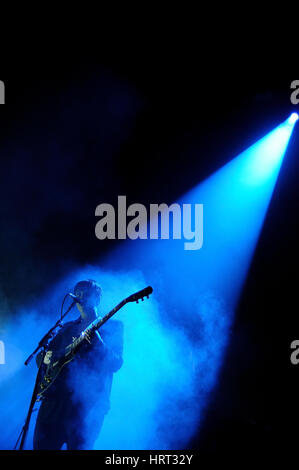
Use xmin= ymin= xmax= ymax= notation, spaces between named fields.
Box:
xmin=94 ymin=115 xmax=297 ymax=449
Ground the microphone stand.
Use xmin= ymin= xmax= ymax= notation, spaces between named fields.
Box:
xmin=15 ymin=299 xmax=76 ymax=450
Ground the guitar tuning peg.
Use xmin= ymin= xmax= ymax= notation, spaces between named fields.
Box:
xmin=136 ymin=300 xmax=139 ymax=303
xmin=141 ymin=297 xmax=144 ymax=301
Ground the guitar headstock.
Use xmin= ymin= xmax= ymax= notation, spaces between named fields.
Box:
xmin=126 ymin=286 xmax=153 ymax=304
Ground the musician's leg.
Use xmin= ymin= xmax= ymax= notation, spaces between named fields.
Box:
xmin=66 ymin=413 xmax=105 ymax=450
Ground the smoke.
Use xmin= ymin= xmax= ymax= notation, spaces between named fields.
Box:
xmin=0 ymin=263 xmax=232 ymax=450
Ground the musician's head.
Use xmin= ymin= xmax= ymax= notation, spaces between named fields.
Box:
xmin=73 ymin=279 xmax=102 ymax=318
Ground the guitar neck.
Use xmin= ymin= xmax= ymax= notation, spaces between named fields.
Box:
xmin=39 ymin=286 xmax=152 ymax=399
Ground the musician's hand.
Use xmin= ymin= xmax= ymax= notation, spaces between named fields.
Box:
xmin=43 ymin=351 xmax=53 ymax=365
xmin=95 ymin=331 xmax=107 ymax=355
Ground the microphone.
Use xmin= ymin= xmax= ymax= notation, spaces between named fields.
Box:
xmin=68 ymin=293 xmax=82 ymax=304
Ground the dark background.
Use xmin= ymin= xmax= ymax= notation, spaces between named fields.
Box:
xmin=0 ymin=50 xmax=298 ymax=453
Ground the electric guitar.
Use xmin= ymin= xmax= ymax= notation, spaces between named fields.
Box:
xmin=37 ymin=286 xmax=153 ymax=399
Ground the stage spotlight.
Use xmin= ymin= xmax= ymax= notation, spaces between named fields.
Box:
xmin=287 ymin=112 xmax=299 ymax=125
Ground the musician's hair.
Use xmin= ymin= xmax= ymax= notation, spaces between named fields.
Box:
xmin=73 ymin=279 xmax=102 ymax=304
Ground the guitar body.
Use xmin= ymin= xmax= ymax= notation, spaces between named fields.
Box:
xmin=37 ymin=286 xmax=153 ymax=399
xmin=38 ymin=351 xmax=75 ymax=397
